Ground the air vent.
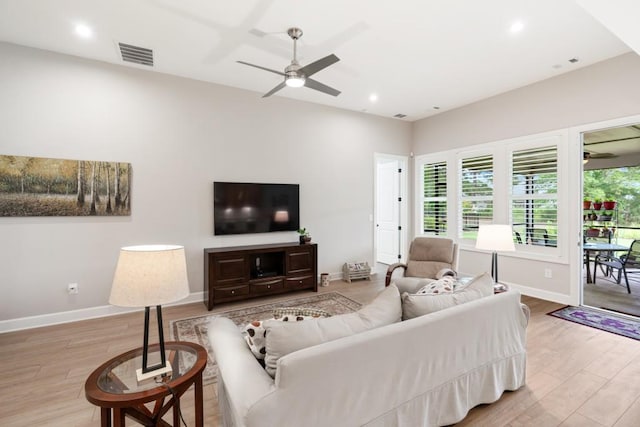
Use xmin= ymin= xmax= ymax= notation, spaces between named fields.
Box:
xmin=394 ymin=113 xmax=407 ymax=118
xmin=118 ymin=43 xmax=153 ymax=66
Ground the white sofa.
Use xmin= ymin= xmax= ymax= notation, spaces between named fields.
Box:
xmin=208 ymin=290 xmax=528 ymax=427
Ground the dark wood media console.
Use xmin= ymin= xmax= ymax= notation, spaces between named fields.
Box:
xmin=204 ymin=242 xmax=318 ymax=310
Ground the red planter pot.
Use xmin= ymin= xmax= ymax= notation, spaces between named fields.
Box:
xmin=583 ymin=201 xmax=592 ymax=210
xmin=592 ymin=202 xmax=603 ymax=210
xmin=603 ymin=201 xmax=616 ymax=210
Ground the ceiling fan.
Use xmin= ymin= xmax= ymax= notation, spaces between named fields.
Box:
xmin=583 ymin=150 xmax=617 ymax=162
xmin=237 ymin=27 xmax=341 ymax=98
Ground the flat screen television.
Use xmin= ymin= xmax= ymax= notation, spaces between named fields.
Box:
xmin=214 ymin=182 xmax=300 ymax=235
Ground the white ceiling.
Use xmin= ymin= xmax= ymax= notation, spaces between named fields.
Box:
xmin=0 ymin=0 xmax=635 ymax=121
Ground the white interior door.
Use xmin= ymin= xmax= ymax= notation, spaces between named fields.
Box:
xmin=376 ymin=159 xmax=400 ymax=264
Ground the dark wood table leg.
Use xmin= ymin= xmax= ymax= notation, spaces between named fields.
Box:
xmin=100 ymin=408 xmax=111 ymax=427
xmin=586 ymin=252 xmax=592 ymax=283
xmin=195 ymin=373 xmax=204 ymax=427
xmin=173 ymin=397 xmax=180 ymax=426
xmin=113 ymin=407 xmax=125 ymax=427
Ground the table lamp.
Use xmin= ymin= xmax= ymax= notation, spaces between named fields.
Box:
xmin=475 ymin=224 xmax=515 ymax=284
xmin=109 ymin=245 xmax=189 ymax=382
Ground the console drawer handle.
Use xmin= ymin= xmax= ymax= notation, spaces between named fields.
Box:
xmin=267 ymin=285 xmax=271 ymax=289
xmin=231 ymin=290 xmax=235 ymax=294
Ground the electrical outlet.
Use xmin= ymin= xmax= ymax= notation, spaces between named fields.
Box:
xmin=68 ymin=283 xmax=79 ymax=294
xmin=544 ymin=269 xmax=552 ymax=279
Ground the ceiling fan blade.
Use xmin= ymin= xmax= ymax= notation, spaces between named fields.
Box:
xmin=262 ymin=81 xmax=286 ymax=98
xmin=590 ymin=153 xmax=617 ymax=159
xmin=584 ymin=150 xmax=617 ymax=159
xmin=304 ymin=78 xmax=341 ymax=97
xmin=299 ymin=54 xmax=340 ymax=77
xmin=237 ymin=61 xmax=285 ymax=76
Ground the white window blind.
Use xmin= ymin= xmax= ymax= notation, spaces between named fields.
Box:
xmin=459 ymin=154 xmax=493 ymax=239
xmin=511 ymin=146 xmax=558 ymax=247
xmin=422 ymin=161 xmax=447 ymax=235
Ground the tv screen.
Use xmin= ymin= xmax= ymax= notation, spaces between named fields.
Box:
xmin=214 ymin=182 xmax=300 ymax=235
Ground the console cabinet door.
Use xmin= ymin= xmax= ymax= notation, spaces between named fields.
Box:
xmin=287 ymin=247 xmax=314 ymax=275
xmin=212 ymin=255 xmax=246 ymax=287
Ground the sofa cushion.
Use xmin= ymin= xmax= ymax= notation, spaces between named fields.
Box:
xmin=263 ymin=284 xmax=402 ymax=377
xmin=393 ymin=276 xmax=433 ymax=294
xmin=401 ymin=272 xmax=494 ymax=320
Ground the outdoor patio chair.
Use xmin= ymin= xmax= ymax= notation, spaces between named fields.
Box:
xmin=594 ymin=239 xmax=640 ymax=294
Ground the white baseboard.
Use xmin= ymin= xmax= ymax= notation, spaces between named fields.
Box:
xmin=505 ymin=282 xmax=573 ymax=305
xmin=5 ymin=270 xmax=383 ymax=333
xmin=0 ymin=292 xmax=205 ymax=334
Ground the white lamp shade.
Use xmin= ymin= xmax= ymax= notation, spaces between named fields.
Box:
xmin=109 ymin=245 xmax=190 ymax=307
xmin=475 ymin=224 xmax=516 ymax=252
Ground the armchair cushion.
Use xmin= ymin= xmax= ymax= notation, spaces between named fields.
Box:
xmin=405 ymin=260 xmax=454 ymax=280
xmin=404 ymin=237 xmax=456 ymax=278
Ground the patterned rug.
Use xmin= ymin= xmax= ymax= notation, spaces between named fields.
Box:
xmin=548 ymin=306 xmax=640 ymax=341
xmin=170 ymin=292 xmax=362 ymax=384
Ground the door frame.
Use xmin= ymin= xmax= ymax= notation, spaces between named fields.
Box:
xmin=373 ymin=153 xmax=409 ymax=267
xmin=569 ymin=113 xmax=640 ymax=307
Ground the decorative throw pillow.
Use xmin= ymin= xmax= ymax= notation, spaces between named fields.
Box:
xmin=415 ymin=276 xmax=456 ymax=295
xmin=244 ymin=320 xmax=268 ymax=359
xmin=401 ymin=272 xmax=494 ymax=320
xmin=263 ymin=284 xmax=402 ymax=377
xmin=272 ymin=307 xmax=331 ymax=319
xmin=243 ymin=313 xmax=325 ymax=360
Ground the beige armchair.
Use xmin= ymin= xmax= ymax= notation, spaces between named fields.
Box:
xmin=385 ymin=237 xmax=458 ymax=294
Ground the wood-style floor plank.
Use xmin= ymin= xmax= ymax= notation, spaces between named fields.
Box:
xmin=1 ymin=273 xmax=640 ymax=426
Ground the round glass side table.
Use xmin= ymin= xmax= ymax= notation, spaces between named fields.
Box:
xmin=85 ymin=341 xmax=207 ymax=427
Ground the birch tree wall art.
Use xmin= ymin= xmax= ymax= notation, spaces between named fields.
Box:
xmin=0 ymin=155 xmax=131 ymax=216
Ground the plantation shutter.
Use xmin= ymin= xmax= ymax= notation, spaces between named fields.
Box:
xmin=422 ymin=161 xmax=447 ymax=235
xmin=511 ymin=146 xmax=558 ymax=247
xmin=459 ymin=154 xmax=493 ymax=240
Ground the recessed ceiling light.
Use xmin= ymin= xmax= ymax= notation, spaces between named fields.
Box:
xmin=74 ymin=23 xmax=93 ymax=39
xmin=509 ymin=21 xmax=524 ymax=33
xmin=369 ymin=93 xmax=378 ymax=103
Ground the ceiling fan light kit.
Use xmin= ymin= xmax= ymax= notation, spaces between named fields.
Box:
xmin=237 ymin=27 xmax=340 ymax=98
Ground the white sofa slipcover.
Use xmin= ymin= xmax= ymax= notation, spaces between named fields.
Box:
xmin=208 ymin=290 xmax=528 ymax=427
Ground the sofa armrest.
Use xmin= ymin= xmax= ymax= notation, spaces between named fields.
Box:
xmin=521 ymin=303 xmax=530 ymax=325
xmin=385 ymin=262 xmax=407 ymax=286
xmin=208 ymin=317 xmax=275 ymax=426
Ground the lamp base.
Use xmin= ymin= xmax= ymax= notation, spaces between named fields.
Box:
xmin=136 ymin=362 xmax=173 ymax=384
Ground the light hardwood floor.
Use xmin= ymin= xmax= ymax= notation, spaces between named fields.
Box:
xmin=1 ymin=274 xmax=640 ymax=427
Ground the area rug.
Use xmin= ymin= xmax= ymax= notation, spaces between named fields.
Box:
xmin=548 ymin=305 xmax=640 ymax=341
xmin=170 ymin=292 xmax=362 ymax=384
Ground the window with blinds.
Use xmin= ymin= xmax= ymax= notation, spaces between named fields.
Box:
xmin=511 ymin=146 xmax=558 ymax=247
xmin=459 ymin=154 xmax=493 ymax=239
xmin=422 ymin=161 xmax=447 ymax=235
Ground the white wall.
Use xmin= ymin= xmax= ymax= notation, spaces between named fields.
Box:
xmin=412 ymin=52 xmax=640 ymax=303
xmin=0 ymin=42 xmax=411 ymax=328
